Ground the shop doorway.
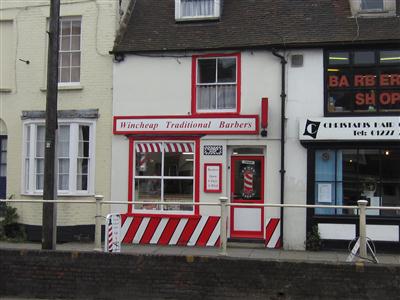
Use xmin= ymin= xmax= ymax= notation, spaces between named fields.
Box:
xmin=230 ymin=155 xmax=264 ymax=239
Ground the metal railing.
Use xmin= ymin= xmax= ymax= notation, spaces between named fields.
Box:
xmin=1 ymin=196 xmax=399 ymax=261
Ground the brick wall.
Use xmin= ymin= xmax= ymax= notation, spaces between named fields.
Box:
xmin=0 ymin=249 xmax=399 ymax=299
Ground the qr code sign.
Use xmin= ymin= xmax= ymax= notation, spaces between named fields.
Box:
xmin=204 ymin=145 xmax=223 ymax=156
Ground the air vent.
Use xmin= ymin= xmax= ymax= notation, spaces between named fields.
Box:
xmin=291 ymin=54 xmax=303 ymax=67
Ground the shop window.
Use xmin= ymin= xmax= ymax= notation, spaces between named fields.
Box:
xmin=325 ymin=49 xmax=400 ymax=114
xmin=175 ymin=0 xmax=221 ymax=21
xmin=314 ymin=148 xmax=400 ymax=216
xmin=192 ymin=53 xmax=240 ymax=114
xmin=23 ymin=121 xmax=95 ymax=195
xmin=133 ymin=141 xmax=194 ymax=212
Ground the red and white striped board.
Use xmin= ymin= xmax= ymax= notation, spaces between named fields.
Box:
xmin=265 ymin=218 xmax=282 ymax=249
xmin=120 ymin=215 xmax=220 ymax=247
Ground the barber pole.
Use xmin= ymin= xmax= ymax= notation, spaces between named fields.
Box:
xmin=243 ymin=170 xmax=254 ymax=195
xmin=105 ymin=214 xmax=122 ymax=253
xmin=108 ymin=218 xmax=113 ymax=252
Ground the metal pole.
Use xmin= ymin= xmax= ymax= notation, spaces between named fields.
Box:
xmin=219 ymin=196 xmax=228 ymax=256
xmin=42 ymin=0 xmax=60 ymax=250
xmin=357 ymin=200 xmax=368 ymax=260
xmin=94 ymin=195 xmax=104 ymax=251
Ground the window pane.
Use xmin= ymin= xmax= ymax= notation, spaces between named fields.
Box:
xmin=59 ymin=158 xmax=70 ymax=173
xmin=77 ymin=158 xmax=88 ymax=175
xmin=382 ymin=149 xmax=400 ymax=181
xmin=380 ymin=183 xmax=400 ymax=216
xmin=36 ymin=158 xmax=44 ymax=190
xmin=36 ymin=174 xmax=44 ymax=190
xmin=198 ymin=59 xmax=216 ymax=83
xmin=134 ymin=178 xmax=161 ymax=210
xmin=197 ymin=85 xmax=216 ymax=110
xmin=78 ymin=125 xmax=90 ymax=156
xmin=60 ymin=53 xmax=70 ymax=67
xmin=71 ymin=53 xmax=80 ymax=67
xmin=342 ymin=149 xmax=358 ymax=182
xmin=0 ymin=164 xmax=6 ymax=177
xmin=315 ymin=150 xmax=336 ymax=181
xmin=36 ymin=126 xmax=45 ymax=158
xmin=361 ymin=0 xmax=383 ymax=10
xmin=59 ymin=174 xmax=69 ymax=190
xmin=164 ymin=144 xmax=194 ymax=176
xmin=164 ymin=179 xmax=193 ymax=211
xmin=58 ymin=125 xmax=70 ymax=157
xmin=328 ymin=52 xmax=350 ymax=65
xmin=217 ymin=85 xmax=236 ymax=109
xmin=378 ymin=90 xmax=400 ymax=112
xmin=380 ymin=50 xmax=400 ymax=64
xmin=181 ymin=0 xmax=214 ymax=17
xmin=60 ymin=67 xmax=70 ymax=82
xmin=135 ymin=152 xmax=162 ymax=176
xmin=71 ymin=36 xmax=80 ymax=51
xmin=61 ymin=21 xmax=71 ymax=35
xmin=77 ymin=175 xmax=88 ymax=191
xmin=26 ymin=126 xmax=30 ymax=155
xmin=71 ymin=20 xmax=81 ymax=34
xmin=217 ymin=58 xmax=236 ymax=83
xmin=71 ymin=67 xmax=80 ymax=82
xmin=354 ymin=51 xmax=375 ymax=65
xmin=342 ymin=182 xmax=361 ymax=215
xmin=358 ymin=149 xmax=380 ymax=183
xmin=0 ymin=152 xmax=6 ymax=164
xmin=60 ymin=36 xmax=70 ymax=51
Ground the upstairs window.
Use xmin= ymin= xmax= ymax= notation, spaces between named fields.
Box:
xmin=349 ymin=0 xmax=396 ymax=16
xmin=325 ymin=49 xmax=400 ymax=114
xmin=59 ymin=17 xmax=81 ymax=84
xmin=193 ymin=54 xmax=240 ymax=114
xmin=361 ymin=0 xmax=384 ymax=11
xmin=175 ymin=0 xmax=220 ymax=21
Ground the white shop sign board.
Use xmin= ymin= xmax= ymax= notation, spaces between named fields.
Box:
xmin=114 ymin=115 xmax=259 ymax=135
xmin=299 ymin=117 xmax=400 ymax=141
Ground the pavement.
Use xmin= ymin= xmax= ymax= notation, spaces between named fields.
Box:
xmin=1 ymin=241 xmax=399 ymax=265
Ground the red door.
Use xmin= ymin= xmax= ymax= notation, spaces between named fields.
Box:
xmin=230 ymin=156 xmax=264 ymax=239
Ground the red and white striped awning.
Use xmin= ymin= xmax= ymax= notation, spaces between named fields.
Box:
xmin=135 ymin=142 xmax=162 ymax=153
xmin=164 ymin=142 xmax=193 ymax=153
xmin=135 ymin=142 xmax=194 ymax=153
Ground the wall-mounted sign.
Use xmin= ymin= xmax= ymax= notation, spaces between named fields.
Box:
xmin=204 ymin=145 xmax=223 ymax=156
xmin=114 ymin=115 xmax=259 ymax=135
xmin=204 ymin=163 xmax=222 ymax=193
xmin=300 ymin=117 xmax=400 ymax=141
xmin=105 ymin=214 xmax=121 ymax=253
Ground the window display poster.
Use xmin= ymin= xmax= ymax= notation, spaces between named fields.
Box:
xmin=204 ymin=163 xmax=222 ymax=193
xmin=318 ymin=183 xmax=332 ymax=203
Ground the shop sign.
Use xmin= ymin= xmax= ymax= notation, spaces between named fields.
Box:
xmin=114 ymin=115 xmax=259 ymax=135
xmin=299 ymin=117 xmax=400 ymax=141
xmin=204 ymin=163 xmax=222 ymax=193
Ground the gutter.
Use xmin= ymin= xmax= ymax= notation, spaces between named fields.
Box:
xmin=272 ymin=49 xmax=287 ymax=249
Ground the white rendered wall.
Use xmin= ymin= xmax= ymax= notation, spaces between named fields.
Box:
xmin=285 ymin=49 xmax=324 ymax=249
xmin=112 ymin=50 xmax=287 ymax=243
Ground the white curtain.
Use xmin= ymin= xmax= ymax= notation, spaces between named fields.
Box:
xmin=197 ymin=85 xmax=236 ymax=110
xmin=217 ymin=85 xmax=236 ymax=109
xmin=197 ymin=85 xmax=216 ymax=110
xmin=181 ymin=0 xmax=214 ymax=17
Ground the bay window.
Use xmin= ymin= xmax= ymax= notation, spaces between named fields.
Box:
xmin=314 ymin=147 xmax=400 ymax=216
xmin=193 ymin=54 xmax=240 ymax=114
xmin=133 ymin=141 xmax=195 ymax=212
xmin=23 ymin=121 xmax=95 ymax=195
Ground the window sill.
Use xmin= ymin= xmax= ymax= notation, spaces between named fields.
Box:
xmin=40 ymin=85 xmax=84 ymax=92
xmin=175 ymin=15 xmax=220 ymax=22
xmin=0 ymin=88 xmax=12 ymax=93
xmin=21 ymin=192 xmax=95 ymax=197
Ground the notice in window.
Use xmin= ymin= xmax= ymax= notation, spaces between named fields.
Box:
xmin=204 ymin=163 xmax=221 ymax=193
xmin=318 ymin=183 xmax=332 ymax=203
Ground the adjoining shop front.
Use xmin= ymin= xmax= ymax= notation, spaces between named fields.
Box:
xmin=300 ymin=117 xmax=400 ymax=251
xmin=112 ymin=114 xmax=283 ymax=248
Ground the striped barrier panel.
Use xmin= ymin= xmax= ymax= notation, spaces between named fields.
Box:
xmin=265 ymin=218 xmax=282 ymax=249
xmin=120 ymin=215 xmax=220 ymax=247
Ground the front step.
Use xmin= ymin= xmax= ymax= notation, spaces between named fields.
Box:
xmin=228 ymin=238 xmax=265 ymax=248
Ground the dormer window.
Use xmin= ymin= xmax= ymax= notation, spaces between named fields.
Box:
xmin=175 ymin=0 xmax=221 ymax=21
xmin=361 ymin=0 xmax=384 ymax=11
xmin=349 ymin=0 xmax=396 ymax=16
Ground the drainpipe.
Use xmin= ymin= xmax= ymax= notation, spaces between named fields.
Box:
xmin=272 ymin=49 xmax=287 ymax=248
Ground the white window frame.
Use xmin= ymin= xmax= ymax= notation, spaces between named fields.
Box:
xmin=175 ymin=0 xmax=220 ymax=21
xmin=58 ymin=16 xmax=82 ymax=86
xmin=350 ymin=0 xmax=396 ymax=16
xmin=22 ymin=119 xmax=96 ymax=196
xmin=133 ymin=140 xmax=195 ymax=215
xmin=360 ymin=0 xmax=384 ymax=11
